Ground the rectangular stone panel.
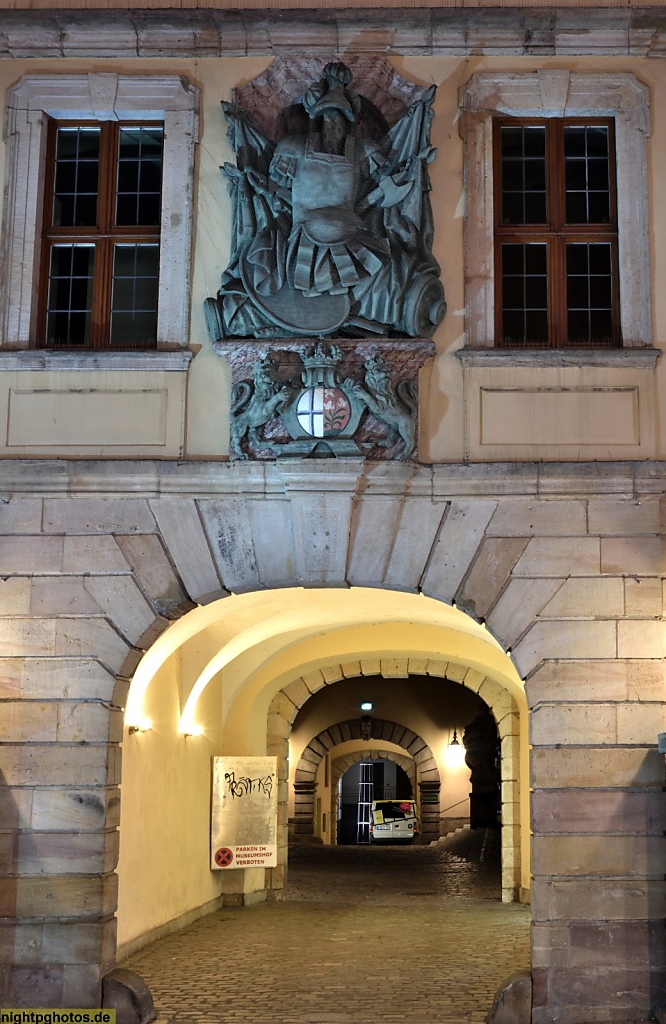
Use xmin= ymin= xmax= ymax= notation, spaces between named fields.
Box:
xmin=246 ymin=498 xmax=296 ymax=587
xmin=62 ymin=536 xmax=129 ymax=574
xmin=0 ymin=536 xmax=63 ymax=574
xmin=618 ymin=619 xmax=666 ymax=658
xmin=513 ymin=620 xmax=616 ymax=679
xmin=532 ymin=834 xmax=665 ymax=877
xmin=43 ymin=497 xmax=156 ymax=534
xmin=0 ymin=499 xmax=42 ymax=533
xmin=0 ymin=745 xmax=113 ymax=787
xmin=601 ymin=537 xmax=664 ymax=575
xmin=486 ymin=499 xmax=587 ymax=536
xmin=479 ymin=387 xmax=639 ymax=446
xmin=531 ymin=747 xmax=664 ymax=789
xmin=531 ymin=877 xmax=666 ymax=922
xmin=530 ymin=704 xmax=616 ymax=746
xmin=539 ymin=577 xmax=624 ymax=618
xmin=526 ymin=659 xmax=630 ymax=706
xmin=0 ymin=619 xmax=57 ymax=659
xmin=624 ymin=576 xmax=662 ymax=617
xmin=588 ymin=497 xmax=660 ymax=535
xmin=531 ymin=789 xmax=664 ymax=834
xmin=31 ymin=788 xmax=119 ymax=832
xmin=6 ymin=388 xmax=168 ymax=447
xmin=512 ymin=537 xmax=600 ymax=577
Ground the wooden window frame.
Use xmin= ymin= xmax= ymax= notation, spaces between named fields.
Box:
xmin=493 ymin=117 xmax=620 ymax=348
xmin=1 ymin=74 xmax=198 ymax=354
xmin=459 ymin=71 xmax=652 ymax=351
xmin=38 ymin=119 xmax=163 ymax=350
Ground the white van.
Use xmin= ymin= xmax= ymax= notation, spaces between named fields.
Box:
xmin=369 ymin=799 xmax=419 ymax=843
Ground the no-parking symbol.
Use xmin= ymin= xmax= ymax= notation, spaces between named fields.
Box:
xmin=215 ymin=847 xmax=234 ymax=867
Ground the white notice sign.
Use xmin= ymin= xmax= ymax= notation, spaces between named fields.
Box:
xmin=211 ymin=756 xmax=278 ymax=870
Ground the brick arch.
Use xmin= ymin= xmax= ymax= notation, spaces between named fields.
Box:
xmin=268 ymin=656 xmax=521 ymax=901
xmin=292 ymin=718 xmax=440 ymax=841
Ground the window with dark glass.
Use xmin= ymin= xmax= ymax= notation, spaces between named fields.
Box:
xmin=494 ymin=119 xmax=619 ymax=347
xmin=39 ymin=121 xmax=163 ymax=348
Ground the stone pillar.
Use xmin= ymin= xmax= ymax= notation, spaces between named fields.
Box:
xmin=528 ymin=658 xmax=666 ymax=1024
xmin=292 ymin=781 xmax=317 ymax=837
xmin=418 ymin=781 xmax=441 ymax=842
xmin=0 ymin=721 xmax=121 ymax=1007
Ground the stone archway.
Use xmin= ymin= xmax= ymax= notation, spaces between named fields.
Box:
xmin=8 ymin=459 xmax=659 ymax=1024
xmin=292 ymin=718 xmax=440 ymax=841
xmin=268 ymin=655 xmax=521 ymax=902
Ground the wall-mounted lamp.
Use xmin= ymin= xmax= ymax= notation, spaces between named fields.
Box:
xmin=183 ymin=723 xmax=204 ymax=737
xmin=360 ymin=701 xmax=373 ymax=712
xmin=444 ymin=728 xmax=467 ymax=769
xmin=127 ymin=717 xmax=152 ymax=735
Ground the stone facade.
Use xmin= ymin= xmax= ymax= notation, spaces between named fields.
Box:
xmin=0 ymin=459 xmax=663 ymax=1022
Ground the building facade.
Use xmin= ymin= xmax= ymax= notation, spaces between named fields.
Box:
xmin=0 ymin=4 xmax=665 ymax=1022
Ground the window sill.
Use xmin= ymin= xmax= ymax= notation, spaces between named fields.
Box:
xmin=456 ymin=348 xmax=661 ymax=369
xmin=0 ymin=350 xmax=193 ymax=372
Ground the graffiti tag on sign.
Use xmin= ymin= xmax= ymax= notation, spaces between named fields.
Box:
xmin=224 ymin=771 xmax=275 ymax=800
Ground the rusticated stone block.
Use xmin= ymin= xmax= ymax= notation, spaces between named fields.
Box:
xmin=531 ymin=833 xmax=665 ymax=877
xmin=531 ymin=789 xmax=666 ymax=834
xmin=512 ymin=536 xmax=599 ymax=577
xmin=531 ymin=877 xmax=666 ymax=922
xmin=569 ymin=921 xmax=666 ymax=967
xmin=43 ymin=497 xmax=156 ymax=534
xmin=589 ymin=497 xmax=660 ymax=535
xmin=540 ymin=576 xmax=624 ymax=618
xmin=530 ymin=704 xmax=616 ymax=746
xmin=601 ymin=536 xmax=664 ymax=575
xmin=5 ymin=966 xmax=63 ymax=1008
xmin=618 ymin=619 xmax=666 ymax=658
xmin=625 ymin=576 xmax=662 ymax=617
xmin=514 ymin=619 xmax=616 ymax=679
xmin=531 ymin=746 xmax=665 ymax=789
xmin=526 ymin=659 xmax=630 ymax=705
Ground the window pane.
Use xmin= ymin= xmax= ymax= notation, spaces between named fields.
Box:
xmin=52 ymin=127 xmax=100 ymax=228
xmin=500 ymin=126 xmax=547 ymax=225
xmin=110 ymin=243 xmax=159 ymax=348
xmin=116 ymin=126 xmax=163 ymax=227
xmin=501 ymin=242 xmax=548 ymax=344
xmin=566 ymin=242 xmax=614 ymax=344
xmin=46 ymin=244 xmax=95 ymax=347
xmin=564 ymin=125 xmax=610 ymax=224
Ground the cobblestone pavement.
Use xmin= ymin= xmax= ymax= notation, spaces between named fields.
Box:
xmin=123 ymin=842 xmax=531 ymax=1024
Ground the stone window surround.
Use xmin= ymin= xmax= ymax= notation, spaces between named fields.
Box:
xmin=459 ymin=70 xmax=652 ymax=351
xmin=0 ymin=73 xmax=199 ymax=363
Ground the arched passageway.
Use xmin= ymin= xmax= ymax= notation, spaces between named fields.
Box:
xmin=117 ymin=586 xmax=527 ymax=962
xmin=292 ymin=717 xmax=440 ymax=841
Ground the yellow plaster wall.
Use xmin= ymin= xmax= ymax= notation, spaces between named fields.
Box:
xmin=116 ymin=655 xmax=229 ymax=952
xmin=1 ymin=55 xmax=666 ymax=460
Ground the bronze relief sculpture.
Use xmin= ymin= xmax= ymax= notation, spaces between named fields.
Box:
xmin=205 ymin=61 xmax=444 ymax=342
xmin=207 ymin=59 xmax=443 ymax=460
